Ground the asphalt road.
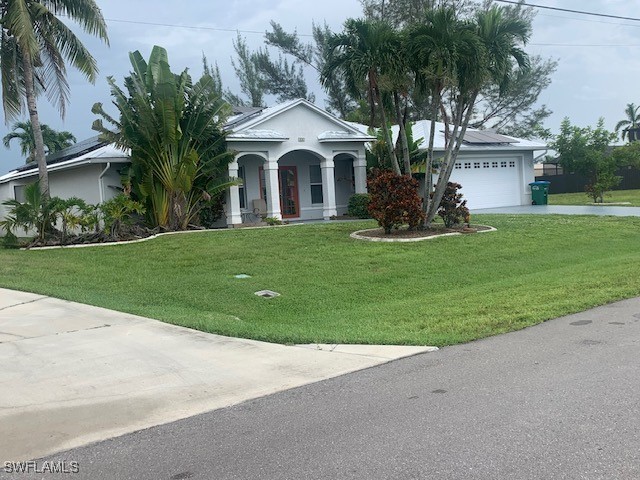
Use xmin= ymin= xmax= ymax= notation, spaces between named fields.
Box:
xmin=7 ymin=298 xmax=640 ymax=480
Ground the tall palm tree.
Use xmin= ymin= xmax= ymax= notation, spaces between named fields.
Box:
xmin=409 ymin=7 xmax=471 ymax=220
xmin=322 ymin=18 xmax=403 ymax=175
xmin=615 ymin=103 xmax=640 ymax=141
xmin=3 ymin=120 xmax=76 ymax=162
xmin=424 ymin=6 xmax=530 ymax=225
xmin=0 ymin=0 xmax=109 ymax=200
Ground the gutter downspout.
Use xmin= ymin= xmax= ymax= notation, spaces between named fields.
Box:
xmin=98 ymin=162 xmax=111 ymax=204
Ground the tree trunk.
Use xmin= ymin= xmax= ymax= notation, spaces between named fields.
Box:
xmin=21 ymin=50 xmax=49 ymax=201
xmin=422 ymin=87 xmax=441 ymax=228
xmin=374 ymin=88 xmax=401 ymax=175
xmin=393 ymin=91 xmax=411 ymax=177
xmin=426 ymin=91 xmax=478 ymax=225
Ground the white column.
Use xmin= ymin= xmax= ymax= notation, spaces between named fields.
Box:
xmin=321 ymin=157 xmax=338 ymax=219
xmin=226 ymin=160 xmax=242 ymax=227
xmin=354 ymin=154 xmax=367 ymax=194
xmin=264 ymin=159 xmax=282 ymax=220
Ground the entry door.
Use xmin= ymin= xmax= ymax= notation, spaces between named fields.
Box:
xmin=279 ymin=166 xmax=300 ymax=218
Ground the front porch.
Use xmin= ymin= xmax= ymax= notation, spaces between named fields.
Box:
xmin=226 ymin=150 xmax=367 ymax=227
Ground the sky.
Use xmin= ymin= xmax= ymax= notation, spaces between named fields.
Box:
xmin=1 ymin=0 xmax=639 ymax=174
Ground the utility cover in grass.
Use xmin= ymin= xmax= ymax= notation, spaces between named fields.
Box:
xmin=234 ymin=274 xmax=252 ymax=279
xmin=255 ymin=290 xmax=280 ymax=298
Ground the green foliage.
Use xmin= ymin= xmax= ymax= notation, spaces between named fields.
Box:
xmin=92 ymin=45 xmax=236 ymax=231
xmin=615 ymin=103 xmax=640 ymax=142
xmin=3 ymin=121 xmax=76 ymax=162
xmin=49 ymin=197 xmax=97 ymax=243
xmin=612 ymin=142 xmax=640 ymax=168
xmin=549 ymin=118 xmax=620 ymax=203
xmin=264 ymin=217 xmax=283 ymax=226
xmin=0 ymin=0 xmax=109 ymax=201
xmin=347 ymin=193 xmax=371 ymax=218
xmin=367 ymin=169 xmax=425 ymax=233
xmin=0 ymin=182 xmax=55 ymax=241
xmin=437 ymin=182 xmax=469 ymax=227
xmin=99 ymin=194 xmax=145 ymax=237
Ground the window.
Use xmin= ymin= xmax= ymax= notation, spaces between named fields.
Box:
xmin=483 ymin=162 xmax=490 ymax=168
xmin=492 ymin=161 xmax=498 ymax=168
xmin=13 ymin=185 xmax=26 ymax=203
xmin=454 ymin=163 xmax=461 ymax=170
xmin=509 ymin=161 xmax=516 ymax=168
xmin=309 ymin=164 xmax=323 ymax=204
xmin=259 ymin=168 xmax=267 ymax=200
xmin=464 ymin=162 xmax=472 ymax=169
xmin=473 ymin=162 xmax=480 ymax=169
xmin=501 ymin=161 xmax=507 ymax=168
xmin=238 ymin=166 xmax=247 ymax=209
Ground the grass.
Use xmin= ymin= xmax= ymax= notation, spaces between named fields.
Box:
xmin=550 ymin=189 xmax=640 ymax=206
xmin=1 ymin=214 xmax=640 ymax=347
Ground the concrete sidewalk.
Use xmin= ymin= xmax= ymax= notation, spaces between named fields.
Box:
xmin=0 ymin=288 xmax=435 ymax=461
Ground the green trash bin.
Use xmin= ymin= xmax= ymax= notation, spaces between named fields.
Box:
xmin=529 ymin=181 xmax=550 ymax=205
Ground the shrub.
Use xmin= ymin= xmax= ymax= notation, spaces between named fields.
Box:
xmin=347 ymin=194 xmax=371 ymax=218
xmin=264 ymin=217 xmax=283 ymax=226
xmin=437 ymin=182 xmax=469 ymax=228
xmin=100 ymin=195 xmax=146 ymax=237
xmin=367 ymin=170 xmax=425 ymax=234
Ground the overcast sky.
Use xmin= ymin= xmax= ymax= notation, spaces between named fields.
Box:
xmin=1 ymin=0 xmax=638 ymax=174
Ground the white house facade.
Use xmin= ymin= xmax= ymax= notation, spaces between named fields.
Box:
xmin=224 ymin=99 xmax=374 ymax=226
xmin=0 ymin=99 xmax=546 ymax=227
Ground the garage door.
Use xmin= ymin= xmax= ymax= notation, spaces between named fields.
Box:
xmin=449 ymin=157 xmax=521 ymax=209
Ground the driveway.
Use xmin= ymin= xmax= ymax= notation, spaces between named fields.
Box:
xmin=19 ymin=297 xmax=640 ymax=480
xmin=472 ymin=205 xmax=640 ymax=216
xmin=0 ymin=288 xmax=433 ymax=461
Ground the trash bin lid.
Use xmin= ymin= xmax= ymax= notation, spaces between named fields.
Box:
xmin=529 ymin=181 xmax=551 ymax=186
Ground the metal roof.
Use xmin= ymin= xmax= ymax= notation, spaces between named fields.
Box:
xmin=459 ymin=130 xmax=519 ymax=145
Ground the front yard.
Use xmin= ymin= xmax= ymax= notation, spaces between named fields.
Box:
xmin=550 ymin=189 xmax=640 ymax=206
xmin=1 ymin=214 xmax=639 ymax=346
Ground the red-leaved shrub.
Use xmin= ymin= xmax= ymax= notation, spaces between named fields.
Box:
xmin=367 ymin=170 xmax=425 ymax=234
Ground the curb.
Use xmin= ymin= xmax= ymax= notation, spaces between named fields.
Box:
xmin=350 ymin=225 xmax=497 ymax=243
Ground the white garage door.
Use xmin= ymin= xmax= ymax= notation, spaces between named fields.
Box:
xmin=449 ymin=157 xmax=521 ymax=209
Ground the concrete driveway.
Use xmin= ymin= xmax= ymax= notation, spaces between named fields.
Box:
xmin=472 ymin=205 xmax=640 ymax=216
xmin=0 ymin=288 xmax=434 ymax=461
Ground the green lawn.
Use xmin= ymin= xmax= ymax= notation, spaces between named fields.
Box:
xmin=550 ymin=189 xmax=640 ymax=206
xmin=1 ymin=214 xmax=640 ymax=346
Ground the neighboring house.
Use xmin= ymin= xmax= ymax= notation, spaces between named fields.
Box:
xmin=0 ymin=98 xmax=546 ymax=226
xmin=0 ymin=136 xmax=129 ymax=222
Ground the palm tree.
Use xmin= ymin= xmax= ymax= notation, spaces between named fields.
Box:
xmin=424 ymin=6 xmax=530 ymax=226
xmin=0 ymin=0 xmax=109 ymax=200
xmin=92 ymin=46 xmax=236 ymax=231
xmin=322 ymin=18 xmax=403 ymax=175
xmin=615 ymin=103 xmax=640 ymax=141
xmin=3 ymin=120 xmax=76 ymax=162
xmin=409 ymin=7 xmax=471 ymax=221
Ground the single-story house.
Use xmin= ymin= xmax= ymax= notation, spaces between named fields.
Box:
xmin=0 ymin=98 xmax=546 ymax=227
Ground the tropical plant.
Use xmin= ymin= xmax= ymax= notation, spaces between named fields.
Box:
xmin=3 ymin=120 xmax=76 ymax=162
xmin=99 ymin=194 xmax=145 ymax=237
xmin=614 ymin=103 xmax=640 ymax=142
xmin=321 ymin=18 xmax=403 ymax=175
xmin=49 ymin=197 xmax=97 ymax=243
xmin=367 ymin=169 xmax=424 ymax=233
xmin=0 ymin=182 xmax=55 ymax=241
xmin=437 ymin=182 xmax=469 ymax=227
xmin=0 ymin=0 xmax=109 ymax=200
xmin=92 ymin=45 xmax=237 ymax=231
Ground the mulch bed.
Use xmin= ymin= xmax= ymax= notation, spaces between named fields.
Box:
xmin=359 ymin=224 xmax=492 ymax=239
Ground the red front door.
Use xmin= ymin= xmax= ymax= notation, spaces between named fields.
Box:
xmin=278 ymin=166 xmax=299 ymax=218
